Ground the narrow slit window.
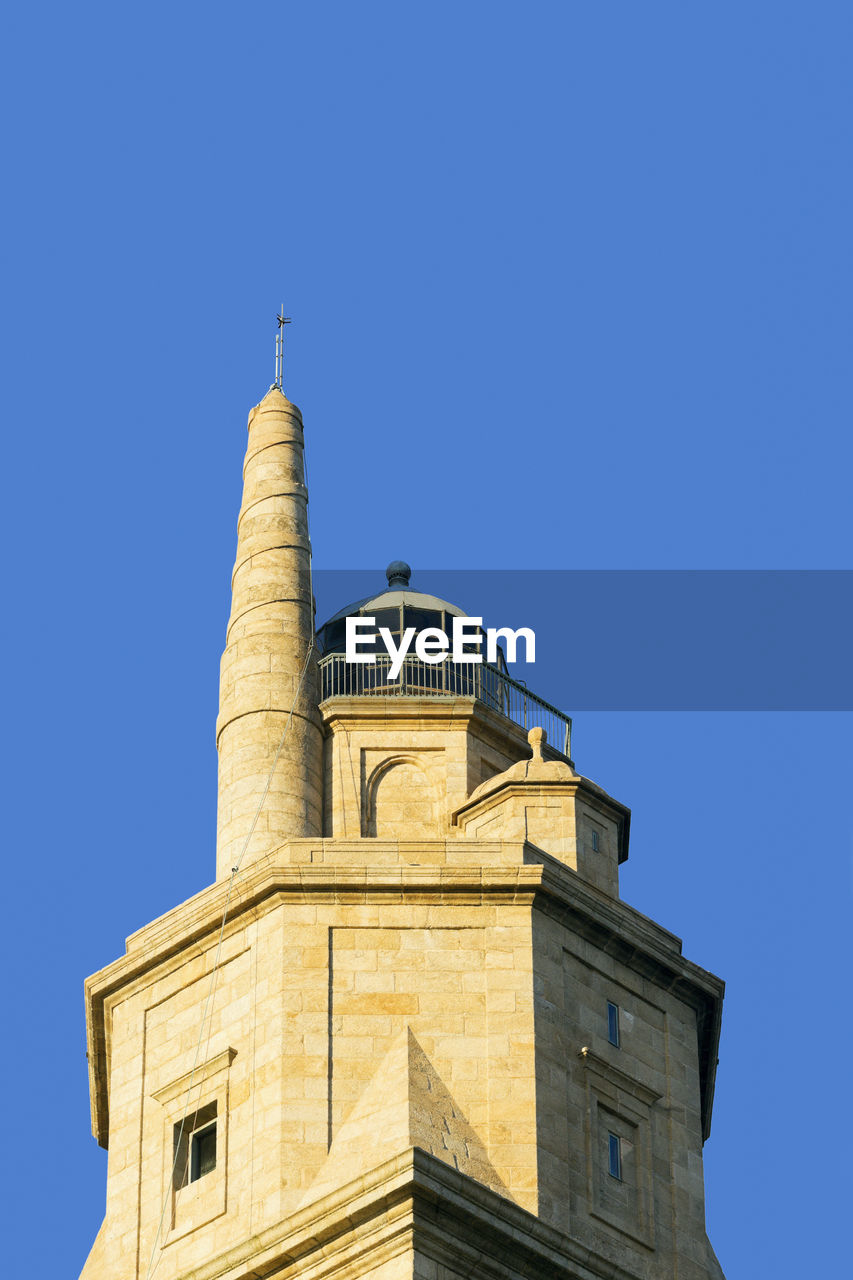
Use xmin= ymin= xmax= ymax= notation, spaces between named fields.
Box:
xmin=591 ymin=829 xmax=599 ymax=852
xmin=607 ymin=1000 xmax=620 ymax=1047
xmin=191 ymin=1123 xmax=217 ymax=1181
xmin=608 ymin=1132 xmax=622 ymax=1180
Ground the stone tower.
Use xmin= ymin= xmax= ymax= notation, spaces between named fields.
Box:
xmin=80 ymin=380 xmax=727 ymax=1280
xmin=216 ymin=386 xmax=323 ymax=879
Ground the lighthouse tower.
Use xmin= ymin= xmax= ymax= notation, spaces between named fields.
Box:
xmin=80 ymin=368 xmax=727 ymax=1280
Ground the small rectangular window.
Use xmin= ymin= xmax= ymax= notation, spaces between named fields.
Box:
xmin=191 ymin=1123 xmax=217 ymax=1181
xmin=608 ymin=1132 xmax=622 ymax=1180
xmin=591 ymin=829 xmax=599 ymax=852
xmin=607 ymin=1000 xmax=620 ymax=1047
xmin=173 ymin=1101 xmax=217 ymax=1189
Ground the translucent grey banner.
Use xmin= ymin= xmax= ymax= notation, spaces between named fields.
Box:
xmin=312 ymin=570 xmax=853 ymax=711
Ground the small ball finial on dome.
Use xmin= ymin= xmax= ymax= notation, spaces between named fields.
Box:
xmin=528 ymin=726 xmax=547 ymax=760
xmin=386 ymin=560 xmax=412 ymax=588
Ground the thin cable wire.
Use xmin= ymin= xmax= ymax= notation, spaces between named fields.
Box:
xmin=144 ymin=435 xmax=317 ymax=1278
xmin=143 ymin=868 xmax=237 ymax=1280
xmin=144 ymin=638 xmax=316 ymax=1279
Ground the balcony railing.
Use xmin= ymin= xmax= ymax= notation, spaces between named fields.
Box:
xmin=319 ymin=652 xmax=572 ymax=759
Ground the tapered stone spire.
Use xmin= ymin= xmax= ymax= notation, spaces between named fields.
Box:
xmin=215 ymin=386 xmax=323 ymax=879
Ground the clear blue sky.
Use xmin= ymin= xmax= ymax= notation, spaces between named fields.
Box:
xmin=1 ymin=4 xmax=850 ymax=1276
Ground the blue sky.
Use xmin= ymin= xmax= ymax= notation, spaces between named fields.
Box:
xmin=1 ymin=4 xmax=850 ymax=1275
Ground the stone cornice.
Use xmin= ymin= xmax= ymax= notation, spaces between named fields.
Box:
xmin=85 ymin=847 xmax=722 ymax=1149
xmin=149 ymin=1146 xmax=642 ymax=1280
xmin=151 ymin=1047 xmax=237 ymax=1106
xmin=453 ymin=775 xmax=632 ymax=863
xmin=578 ymin=1046 xmax=663 ymax=1108
xmin=320 ymin=693 xmax=569 ymax=763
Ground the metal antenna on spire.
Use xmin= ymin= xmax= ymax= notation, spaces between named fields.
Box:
xmin=274 ymin=304 xmax=291 ymax=389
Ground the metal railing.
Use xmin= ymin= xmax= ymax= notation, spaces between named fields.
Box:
xmin=319 ymin=652 xmax=572 ymax=759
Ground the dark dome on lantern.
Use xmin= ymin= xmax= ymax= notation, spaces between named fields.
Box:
xmin=316 ymin=563 xmax=468 ymax=657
